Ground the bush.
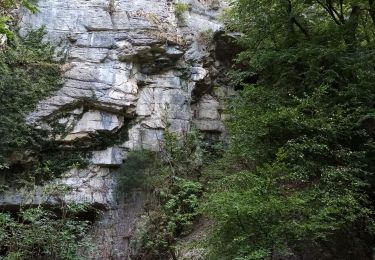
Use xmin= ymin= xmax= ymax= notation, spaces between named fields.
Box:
xmin=118 ymin=129 xmax=211 ymax=259
xmin=174 ymin=2 xmax=189 ymax=18
xmin=115 ymin=150 xmax=156 ymax=197
xmin=0 ymin=205 xmax=94 ymax=259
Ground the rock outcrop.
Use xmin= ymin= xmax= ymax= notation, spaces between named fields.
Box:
xmin=1 ymin=0 xmax=236 ymax=258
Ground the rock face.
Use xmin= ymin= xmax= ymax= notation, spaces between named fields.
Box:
xmin=0 ymin=166 xmax=114 ymax=209
xmin=19 ymin=0 xmax=234 ymax=148
xmin=0 ymin=0 xmax=235 ymax=258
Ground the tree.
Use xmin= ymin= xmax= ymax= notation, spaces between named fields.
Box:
xmin=204 ymin=1 xmax=375 ymax=259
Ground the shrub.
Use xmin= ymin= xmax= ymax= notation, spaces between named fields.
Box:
xmin=117 ymin=129 xmax=213 ymax=259
xmin=115 ymin=150 xmax=156 ymax=197
xmin=174 ymin=2 xmax=189 ymax=18
xmin=0 ymin=205 xmax=94 ymax=259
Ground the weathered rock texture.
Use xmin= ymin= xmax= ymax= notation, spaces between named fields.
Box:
xmin=1 ymin=0 xmax=235 ymax=258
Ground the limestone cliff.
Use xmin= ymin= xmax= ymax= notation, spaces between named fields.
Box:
xmin=0 ymin=0 xmax=235 ymax=258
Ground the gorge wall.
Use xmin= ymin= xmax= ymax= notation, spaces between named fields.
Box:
xmin=0 ymin=0 xmax=235 ymax=258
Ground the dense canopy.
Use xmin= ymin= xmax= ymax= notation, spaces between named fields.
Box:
xmin=204 ymin=0 xmax=375 ymax=259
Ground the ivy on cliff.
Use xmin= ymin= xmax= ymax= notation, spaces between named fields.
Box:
xmin=0 ymin=28 xmax=87 ymax=182
xmin=0 ymin=0 xmax=37 ymax=39
xmin=0 ymin=28 xmax=61 ymax=149
xmin=0 ymin=27 xmax=93 ymax=260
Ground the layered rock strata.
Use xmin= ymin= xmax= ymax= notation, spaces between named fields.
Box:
xmin=1 ymin=0 xmax=236 ymax=258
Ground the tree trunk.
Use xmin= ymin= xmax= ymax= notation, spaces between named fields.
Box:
xmin=344 ymin=6 xmax=361 ymax=49
xmin=369 ymin=0 xmax=375 ymax=27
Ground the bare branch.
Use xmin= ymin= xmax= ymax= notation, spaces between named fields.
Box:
xmin=340 ymin=0 xmax=344 ymax=20
xmin=292 ymin=17 xmax=310 ymax=39
xmin=315 ymin=0 xmax=342 ymax=25
xmin=327 ymin=0 xmax=345 ymax=23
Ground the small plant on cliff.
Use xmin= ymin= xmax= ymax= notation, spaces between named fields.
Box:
xmin=197 ymin=28 xmax=214 ymax=47
xmin=174 ymin=2 xmax=189 ymax=18
xmin=0 ymin=0 xmax=38 ymax=39
xmin=106 ymin=0 xmax=116 ymax=14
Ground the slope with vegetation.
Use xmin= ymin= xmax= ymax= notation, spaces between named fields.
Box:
xmin=116 ymin=128 xmax=223 ymax=260
xmin=203 ymin=0 xmax=375 ymax=259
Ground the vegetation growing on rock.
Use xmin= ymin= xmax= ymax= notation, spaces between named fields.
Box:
xmin=0 ymin=4 xmax=93 ymax=259
xmin=0 ymin=204 xmax=95 ymax=259
xmin=174 ymin=2 xmax=189 ymax=18
xmin=0 ymin=28 xmax=87 ymax=183
xmin=116 ymin=128 xmax=223 ymax=260
xmin=2 ymin=0 xmax=375 ymax=259
xmin=0 ymin=0 xmax=37 ymax=39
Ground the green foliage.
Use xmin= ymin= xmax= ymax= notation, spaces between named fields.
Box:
xmin=0 ymin=5 xmax=109 ymax=260
xmin=160 ymin=176 xmax=202 ymax=234
xmin=0 ymin=206 xmax=93 ymax=259
xmin=116 ymin=149 xmax=156 ymax=196
xmin=204 ymin=0 xmax=375 ymax=259
xmin=163 ymin=128 xmax=205 ymax=178
xmin=117 ymin=129 xmax=211 ymax=259
xmin=0 ymin=181 xmax=96 ymax=259
xmin=174 ymin=2 xmax=189 ymax=17
xmin=0 ymin=28 xmax=62 ymax=151
xmin=0 ymin=0 xmax=38 ymax=38
xmin=131 ymin=177 xmax=202 ymax=260
xmin=0 ymin=28 xmax=87 ymax=182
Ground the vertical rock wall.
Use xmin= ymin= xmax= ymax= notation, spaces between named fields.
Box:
xmin=0 ymin=0 xmax=236 ymax=258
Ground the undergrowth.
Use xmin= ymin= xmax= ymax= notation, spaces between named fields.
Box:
xmin=116 ymin=128 xmax=224 ymax=259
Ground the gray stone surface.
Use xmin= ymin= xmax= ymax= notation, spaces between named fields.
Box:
xmin=4 ymin=0 xmax=233 ymax=212
xmin=86 ymin=192 xmax=146 ymax=259
xmin=1 ymin=0 xmax=235 ymax=258
xmin=15 ymin=0 xmax=227 ymax=191
xmin=193 ymin=94 xmax=221 ymax=120
xmin=91 ymin=147 xmax=126 ymax=166
xmin=19 ymin=0 xmax=231 ymax=148
xmin=0 ymin=166 xmax=114 ymax=208
xmin=193 ymin=119 xmax=225 ymax=132
xmin=0 ymin=34 xmax=6 ymax=48
xmin=64 ymin=110 xmax=124 ymax=141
